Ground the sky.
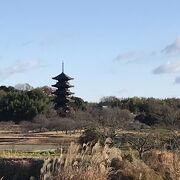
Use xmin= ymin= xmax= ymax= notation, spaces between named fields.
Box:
xmin=1 ymin=0 xmax=180 ymax=102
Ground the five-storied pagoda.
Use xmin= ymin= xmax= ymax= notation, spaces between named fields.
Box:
xmin=52 ymin=62 xmax=74 ymax=117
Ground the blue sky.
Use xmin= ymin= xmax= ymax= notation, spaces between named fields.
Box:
xmin=1 ymin=0 xmax=180 ymax=102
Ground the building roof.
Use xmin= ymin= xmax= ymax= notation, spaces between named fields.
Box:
xmin=52 ymin=72 xmax=74 ymax=81
xmin=52 ymin=81 xmax=74 ymax=88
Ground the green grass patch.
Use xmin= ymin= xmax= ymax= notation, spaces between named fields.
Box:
xmin=0 ymin=150 xmax=62 ymax=158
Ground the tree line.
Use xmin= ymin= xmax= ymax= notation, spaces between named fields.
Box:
xmin=0 ymin=86 xmax=180 ymax=129
xmin=100 ymin=96 xmax=180 ymax=128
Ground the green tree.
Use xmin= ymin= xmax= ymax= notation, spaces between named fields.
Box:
xmin=0 ymin=88 xmax=50 ymax=122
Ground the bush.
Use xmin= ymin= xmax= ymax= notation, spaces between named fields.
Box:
xmin=78 ymin=128 xmax=106 ymax=146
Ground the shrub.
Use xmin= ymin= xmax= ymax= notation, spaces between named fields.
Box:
xmin=78 ymin=128 xmax=106 ymax=146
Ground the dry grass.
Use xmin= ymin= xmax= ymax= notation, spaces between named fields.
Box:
xmin=40 ymin=140 xmax=176 ymax=180
xmin=0 ymin=138 xmax=179 ymax=180
xmin=40 ymin=142 xmax=108 ymax=179
xmin=143 ymin=150 xmax=180 ymax=179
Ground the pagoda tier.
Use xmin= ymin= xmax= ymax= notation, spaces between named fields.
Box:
xmin=54 ymin=96 xmax=71 ymax=102
xmin=52 ymin=63 xmax=74 ymax=117
xmin=52 ymin=90 xmax=74 ymax=97
xmin=52 ymin=82 xmax=74 ymax=88
xmin=52 ymin=87 xmax=74 ymax=94
xmin=52 ymin=72 xmax=73 ymax=81
xmin=54 ymin=105 xmax=69 ymax=111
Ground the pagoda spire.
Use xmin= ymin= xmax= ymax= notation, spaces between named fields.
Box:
xmin=62 ymin=61 xmax=64 ymax=73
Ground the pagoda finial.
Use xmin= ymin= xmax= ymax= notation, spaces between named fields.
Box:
xmin=62 ymin=61 xmax=64 ymax=73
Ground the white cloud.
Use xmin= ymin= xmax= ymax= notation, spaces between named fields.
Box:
xmin=114 ymin=52 xmax=142 ymax=63
xmin=153 ymin=61 xmax=180 ymax=74
xmin=0 ymin=60 xmax=40 ymax=80
xmin=161 ymin=37 xmax=180 ymax=54
xmin=21 ymin=38 xmax=57 ymax=48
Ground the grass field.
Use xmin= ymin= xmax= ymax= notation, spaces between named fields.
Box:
xmin=0 ymin=123 xmax=79 ymax=157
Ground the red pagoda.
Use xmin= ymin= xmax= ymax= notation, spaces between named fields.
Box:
xmin=52 ymin=62 xmax=74 ymax=116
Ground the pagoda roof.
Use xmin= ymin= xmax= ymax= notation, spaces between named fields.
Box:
xmin=53 ymin=91 xmax=74 ymax=95
xmin=52 ymin=72 xmax=73 ymax=81
xmin=52 ymin=82 xmax=74 ymax=88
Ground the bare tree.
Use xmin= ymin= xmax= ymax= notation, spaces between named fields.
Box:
xmin=127 ymin=134 xmax=155 ymax=159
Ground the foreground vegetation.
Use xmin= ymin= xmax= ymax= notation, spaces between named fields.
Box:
xmin=0 ymin=126 xmax=179 ymax=179
xmin=40 ymin=137 xmax=180 ymax=180
xmin=0 ymin=135 xmax=179 ymax=179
